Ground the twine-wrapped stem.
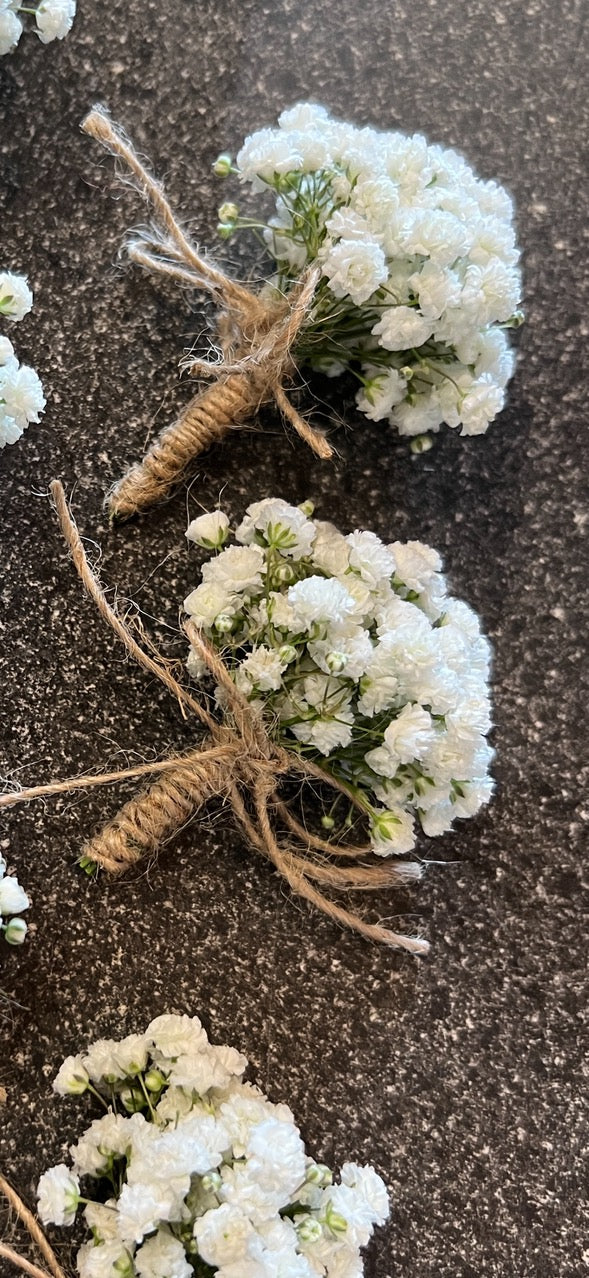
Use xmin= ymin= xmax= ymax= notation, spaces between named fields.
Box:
xmin=82 ymin=108 xmax=332 ymax=520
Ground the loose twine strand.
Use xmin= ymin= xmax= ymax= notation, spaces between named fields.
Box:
xmin=82 ymin=107 xmax=332 ymax=520
xmin=0 ymin=483 xmax=428 ymax=955
xmin=0 ymin=1176 xmax=68 ymax=1278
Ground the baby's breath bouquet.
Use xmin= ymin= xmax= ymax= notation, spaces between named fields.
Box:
xmin=0 ymin=272 xmax=45 ymax=451
xmin=29 ymin=1014 xmax=389 ymax=1278
xmin=0 ymin=0 xmax=75 ymax=55
xmin=82 ymin=103 xmax=522 ymax=518
xmin=1 ymin=485 xmax=492 ymax=951
xmin=184 ymin=497 xmax=494 ymax=857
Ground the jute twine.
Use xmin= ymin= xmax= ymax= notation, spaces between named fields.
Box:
xmin=0 ymin=1175 xmax=68 ymax=1278
xmin=0 ymin=482 xmax=428 ymax=956
xmin=82 ymin=108 xmax=333 ymax=521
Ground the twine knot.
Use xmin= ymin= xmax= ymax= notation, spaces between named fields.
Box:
xmin=82 ymin=108 xmax=333 ymax=521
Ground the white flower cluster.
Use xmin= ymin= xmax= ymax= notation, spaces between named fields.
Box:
xmin=0 ymin=271 xmax=45 ymax=449
xmin=217 ymin=102 xmax=522 ymax=442
xmin=0 ymin=0 xmax=76 ymax=54
xmin=38 ymin=1013 xmax=389 ymax=1277
xmin=0 ymin=854 xmax=29 ymax=945
xmin=184 ymin=498 xmax=494 ymax=856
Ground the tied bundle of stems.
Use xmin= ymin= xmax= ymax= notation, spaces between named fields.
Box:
xmin=0 ymin=482 xmax=428 ymax=955
xmin=82 ymin=108 xmax=333 ymax=522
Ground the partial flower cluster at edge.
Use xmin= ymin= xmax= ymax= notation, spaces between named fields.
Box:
xmin=0 ymin=0 xmax=76 ymax=54
xmin=0 ymin=271 xmax=45 ymax=449
xmin=38 ymin=1013 xmax=390 ymax=1278
xmin=0 ymin=853 xmax=29 ymax=945
xmin=184 ymin=497 xmax=494 ymax=859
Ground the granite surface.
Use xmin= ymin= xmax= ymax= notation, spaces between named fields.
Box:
xmin=0 ymin=1 xmax=588 ymax=1275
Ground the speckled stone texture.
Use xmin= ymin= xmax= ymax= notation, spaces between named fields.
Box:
xmin=0 ymin=1 xmax=587 ymax=1275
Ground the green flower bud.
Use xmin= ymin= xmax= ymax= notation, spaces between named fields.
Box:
xmin=321 ymin=814 xmax=335 ymax=831
xmin=278 ymin=643 xmax=298 ymax=665
xmin=324 ymin=1200 xmax=348 ymax=1235
xmin=325 ymin=651 xmax=347 ymax=674
xmin=113 ymin=1253 xmax=134 ymax=1278
xmin=218 ymin=201 xmax=238 ymax=223
xmin=216 ymin=222 xmax=234 ymax=240
xmin=274 ymin=561 xmax=296 ymax=585
xmin=120 ymin=1085 xmax=145 ymax=1113
xmin=144 ymin=1068 xmax=166 ymax=1093
xmin=4 ymin=917 xmax=27 ymax=945
xmin=297 ymin=1217 xmax=323 ymax=1244
xmin=410 ymin=433 xmax=433 ymax=454
xmin=212 ymin=152 xmax=233 ymax=177
xmin=201 ymin=1170 xmax=223 ymax=1193
xmin=214 ymin=613 xmax=235 ymax=634
xmin=400 ymin=365 xmax=414 ymax=380
xmin=306 ymin=1162 xmax=333 ymax=1187
xmin=78 ymin=854 xmax=97 ymax=876
xmin=298 ymin=500 xmax=314 ymax=517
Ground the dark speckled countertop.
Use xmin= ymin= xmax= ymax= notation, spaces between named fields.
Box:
xmin=0 ymin=2 xmax=587 ymax=1275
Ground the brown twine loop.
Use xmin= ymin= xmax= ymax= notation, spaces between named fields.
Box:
xmin=0 ymin=1176 xmax=69 ymax=1278
xmin=0 ymin=482 xmax=428 ymax=955
xmin=82 ymin=108 xmax=333 ymax=521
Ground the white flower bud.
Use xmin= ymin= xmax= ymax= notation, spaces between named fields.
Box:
xmin=325 ymin=651 xmax=347 ymax=674
xmin=274 ymin=561 xmax=296 ymax=584
xmin=214 ymin=613 xmax=236 ymax=634
xmin=297 ymin=1217 xmax=323 ymax=1244
xmin=410 ymin=433 xmax=433 ymax=454
xmin=4 ymin=916 xmax=27 ymax=945
xmin=306 ymin=1162 xmax=332 ymax=1186
xmin=218 ymin=201 xmax=238 ymax=223
xmin=201 ymin=1170 xmax=222 ymax=1193
xmin=212 ymin=152 xmax=233 ymax=177
xmin=278 ymin=643 xmax=297 ymax=665
xmin=186 ymin=510 xmax=230 ymax=550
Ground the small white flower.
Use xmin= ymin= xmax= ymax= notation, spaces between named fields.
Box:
xmin=236 ymin=646 xmax=287 ymax=693
xmin=147 ymin=1012 xmax=209 ymax=1059
xmin=388 ymin=540 xmax=442 ymax=593
xmin=186 ymin=510 xmax=230 ymax=549
xmin=184 ymin=581 xmax=236 ymax=628
xmin=356 ymin=368 xmax=406 ymax=422
xmin=202 ymin=543 xmax=265 ymax=594
xmin=288 ymin=576 xmax=355 ymax=628
xmin=236 ymin=497 xmax=316 ymax=559
xmin=0 ymin=872 xmax=29 ymax=916
xmin=37 ymin=1164 xmax=80 ymax=1227
xmin=135 ymin=1228 xmax=193 ymax=1278
xmin=53 ymin=1054 xmax=89 ymax=1096
xmin=194 ymin=1203 xmax=255 ymax=1267
xmin=0 ymin=9 xmax=22 ymax=55
xmin=1 ymin=363 xmax=46 ymax=429
xmin=321 ymin=238 xmax=388 ymax=306
xmin=372 ymin=306 xmax=434 ymax=352
xmin=0 ymin=272 xmax=32 ymax=320
xmin=369 ymin=806 xmax=416 ymax=856
xmin=35 ymin=0 xmax=76 ymax=44
xmin=346 ymin=530 xmax=396 ymax=588
xmin=459 ymin=373 xmax=504 ymax=436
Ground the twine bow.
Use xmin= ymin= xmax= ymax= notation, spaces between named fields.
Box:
xmin=0 ymin=483 xmax=428 ymax=956
xmin=82 ymin=108 xmax=333 ymax=521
